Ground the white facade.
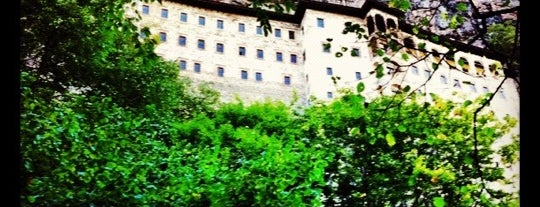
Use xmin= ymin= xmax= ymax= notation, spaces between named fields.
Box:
xmin=129 ymin=0 xmax=519 ymax=191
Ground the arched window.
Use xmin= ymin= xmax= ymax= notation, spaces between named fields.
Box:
xmin=387 ymin=18 xmax=396 ymax=29
xmin=375 ymin=14 xmax=386 ymax=33
xmin=367 ymin=16 xmax=375 ymax=35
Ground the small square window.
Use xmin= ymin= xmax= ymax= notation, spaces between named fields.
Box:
xmin=256 ymin=72 xmax=263 ymax=81
xmin=217 ymin=20 xmax=224 ymax=29
xmin=352 ymin=48 xmax=360 ymax=57
xmin=423 ymin=70 xmax=431 ymax=78
xmin=241 ymin=70 xmax=248 ymax=79
xmin=288 ymin=31 xmax=295 ymax=40
xmin=159 ymin=32 xmax=167 ymax=42
xmin=180 ymin=13 xmax=187 ymax=22
xmin=284 ymin=76 xmax=291 ymax=85
xmin=290 ymin=54 xmax=297 ymax=63
xmin=161 ymin=9 xmax=168 ymax=18
xmin=411 ymin=66 xmax=419 ymax=75
xmin=256 ymin=26 xmax=262 ymax=35
xmin=216 ymin=43 xmax=224 ymax=53
xmin=197 ymin=39 xmax=205 ymax=49
xmin=276 ymin=52 xmax=283 ymax=62
xmin=179 ymin=60 xmax=186 ymax=70
xmin=217 ymin=67 xmax=224 ymax=77
xmin=469 ymin=83 xmax=477 ymax=93
xmin=198 ymin=16 xmax=205 ymax=26
xmin=327 ymin=91 xmax=333 ymax=99
xmin=178 ymin=36 xmax=186 ymax=46
xmin=239 ymin=47 xmax=246 ymax=56
xmin=322 ymin=44 xmax=330 ymax=53
xmin=482 ymin=86 xmax=489 ymax=93
xmin=355 ymin=72 xmax=362 ymax=80
xmin=257 ymin=49 xmax=264 ymax=59
xmin=194 ymin=63 xmax=201 ymax=73
xmin=440 ymin=75 xmax=447 ymax=84
xmin=142 ymin=5 xmax=149 ymax=15
xmin=499 ymin=89 xmax=505 ymax=99
xmin=453 ymin=79 xmax=461 ymax=88
xmin=326 ymin=67 xmax=333 ymax=75
xmin=317 ymin=18 xmax=325 ymax=28
xmin=275 ymin=28 xmax=281 ymax=38
xmin=239 ymin=23 xmax=245 ymax=32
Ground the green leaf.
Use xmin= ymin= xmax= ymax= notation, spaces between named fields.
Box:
xmin=383 ymin=57 xmax=391 ymax=62
xmin=417 ymin=42 xmax=426 ymax=50
xmin=349 ymin=127 xmax=360 ymax=136
xmin=385 ymin=132 xmax=396 ymax=147
xmin=376 ymin=49 xmax=385 ymax=56
xmin=432 ymin=63 xmax=439 ymax=70
xmin=398 ymin=125 xmax=407 ymax=132
xmin=433 ymin=197 xmax=446 ymax=207
xmin=376 ymin=64 xmax=385 ymax=78
xmin=403 ymin=85 xmax=411 ymax=92
xmin=456 ymin=2 xmax=468 ymax=12
xmin=458 ymin=58 xmax=465 ymax=66
xmin=357 ymin=82 xmax=365 ymax=93
xmin=463 ymin=100 xmax=472 ymax=107
xmin=401 ymin=53 xmax=409 ymax=61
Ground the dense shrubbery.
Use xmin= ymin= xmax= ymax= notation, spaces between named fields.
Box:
xmin=20 ymin=0 xmax=519 ymax=206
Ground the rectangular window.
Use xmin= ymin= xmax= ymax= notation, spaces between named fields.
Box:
xmin=178 ymin=36 xmax=186 ymax=46
xmin=217 ymin=67 xmax=224 ymax=77
xmin=355 ymin=72 xmax=362 ymax=80
xmin=275 ymin=28 xmax=281 ymax=38
xmin=284 ymin=76 xmax=291 ymax=85
xmin=180 ymin=12 xmax=187 ymax=22
xmin=216 ymin=43 xmax=224 ymax=53
xmin=198 ymin=16 xmax=205 ymax=26
xmin=159 ymin=32 xmax=167 ymax=42
xmin=352 ymin=48 xmax=360 ymax=57
xmin=239 ymin=47 xmax=246 ymax=56
xmin=256 ymin=72 xmax=263 ymax=81
xmin=423 ymin=70 xmax=431 ymax=78
xmin=241 ymin=70 xmax=248 ymax=79
xmin=161 ymin=9 xmax=168 ymax=18
xmin=217 ymin=20 xmax=224 ymax=29
xmin=482 ymin=86 xmax=489 ymax=93
xmin=179 ymin=60 xmax=186 ymax=70
xmin=327 ymin=91 xmax=333 ymax=99
xmin=469 ymin=83 xmax=477 ymax=92
xmin=257 ymin=49 xmax=264 ymax=59
xmin=322 ymin=44 xmax=330 ymax=53
xmin=326 ymin=67 xmax=333 ymax=75
xmin=194 ymin=63 xmax=201 ymax=73
xmin=317 ymin=18 xmax=325 ymax=28
xmin=290 ymin=54 xmax=297 ymax=63
xmin=453 ymin=79 xmax=461 ymax=88
xmin=238 ymin=23 xmax=245 ymax=32
xmin=440 ymin=75 xmax=447 ymax=84
xmin=197 ymin=39 xmax=205 ymax=49
xmin=276 ymin=52 xmax=283 ymax=62
xmin=256 ymin=26 xmax=262 ymax=35
xmin=288 ymin=31 xmax=295 ymax=40
xmin=142 ymin=5 xmax=149 ymax=15
xmin=411 ymin=66 xmax=419 ymax=75
xmin=499 ymin=89 xmax=505 ymax=99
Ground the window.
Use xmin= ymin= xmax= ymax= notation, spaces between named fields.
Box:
xmin=453 ymin=79 xmax=461 ymax=88
xmin=469 ymin=83 xmax=477 ymax=92
xmin=180 ymin=12 xmax=187 ymax=22
xmin=239 ymin=47 xmax=246 ymax=56
xmin=217 ymin=20 xmax=224 ymax=29
xmin=256 ymin=72 xmax=263 ymax=81
xmin=482 ymin=86 xmax=489 ymax=93
xmin=276 ymin=52 xmax=283 ymax=62
xmin=216 ymin=43 xmax=224 ymax=53
xmin=423 ymin=69 xmax=431 ymax=78
xmin=238 ymin=23 xmax=245 ymax=32
xmin=241 ymin=70 xmax=248 ymax=79
xmin=142 ymin=5 xmax=149 ymax=15
xmin=355 ymin=72 xmax=362 ymax=80
xmin=411 ymin=66 xmax=419 ymax=75
xmin=290 ymin=54 xmax=297 ymax=63
xmin=159 ymin=32 xmax=167 ymax=42
xmin=284 ymin=76 xmax=291 ymax=85
xmin=326 ymin=67 xmax=333 ymax=75
xmin=256 ymin=26 xmax=262 ymax=35
xmin=197 ymin=39 xmax=205 ymax=49
xmin=194 ymin=63 xmax=201 ymax=73
xmin=275 ymin=28 xmax=281 ymax=38
xmin=317 ymin=18 xmax=325 ymax=28
xmin=322 ymin=44 xmax=330 ymax=53
xmin=257 ymin=49 xmax=264 ymax=59
xmin=217 ymin=67 xmax=224 ymax=77
xmin=288 ymin=31 xmax=295 ymax=39
xmin=198 ymin=16 xmax=205 ymax=26
xmin=161 ymin=9 xmax=168 ymax=18
xmin=499 ymin=89 xmax=505 ymax=99
xmin=179 ymin=60 xmax=186 ymax=70
xmin=327 ymin=91 xmax=333 ymax=99
xmin=178 ymin=36 xmax=186 ymax=46
xmin=440 ymin=75 xmax=447 ymax=84
xmin=352 ymin=48 xmax=360 ymax=57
